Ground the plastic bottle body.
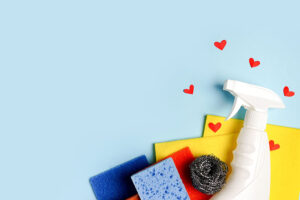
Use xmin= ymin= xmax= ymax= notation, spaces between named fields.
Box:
xmin=210 ymin=127 xmax=270 ymax=200
xmin=216 ymin=80 xmax=284 ymax=199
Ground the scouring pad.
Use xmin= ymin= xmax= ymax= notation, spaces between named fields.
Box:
xmin=89 ymin=155 xmax=149 ymax=200
xmin=165 ymin=147 xmax=211 ymax=200
xmin=189 ymin=155 xmax=228 ymax=195
xmin=131 ymin=158 xmax=190 ymax=200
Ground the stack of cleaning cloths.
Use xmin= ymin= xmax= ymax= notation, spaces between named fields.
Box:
xmin=89 ymin=115 xmax=300 ymax=200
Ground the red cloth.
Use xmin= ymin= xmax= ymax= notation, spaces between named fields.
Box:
xmin=166 ymin=147 xmax=212 ymax=200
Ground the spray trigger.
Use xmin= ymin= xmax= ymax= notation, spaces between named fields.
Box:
xmin=226 ymin=97 xmax=245 ymax=120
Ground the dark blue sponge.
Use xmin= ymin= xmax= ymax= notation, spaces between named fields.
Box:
xmin=89 ymin=155 xmax=149 ymax=200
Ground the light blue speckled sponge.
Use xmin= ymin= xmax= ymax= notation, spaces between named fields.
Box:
xmin=131 ymin=158 xmax=190 ymax=200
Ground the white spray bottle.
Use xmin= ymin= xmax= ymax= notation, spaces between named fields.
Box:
xmin=210 ymin=80 xmax=285 ymax=200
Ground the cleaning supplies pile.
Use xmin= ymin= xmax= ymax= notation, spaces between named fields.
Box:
xmin=89 ymin=80 xmax=300 ymax=200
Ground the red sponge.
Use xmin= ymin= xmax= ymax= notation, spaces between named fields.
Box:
xmin=165 ymin=147 xmax=212 ymax=200
xmin=126 ymin=194 xmax=140 ymax=200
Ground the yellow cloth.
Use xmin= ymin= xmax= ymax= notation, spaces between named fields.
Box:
xmin=155 ymin=115 xmax=300 ymax=200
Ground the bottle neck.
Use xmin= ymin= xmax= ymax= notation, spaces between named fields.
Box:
xmin=244 ymin=110 xmax=268 ymax=131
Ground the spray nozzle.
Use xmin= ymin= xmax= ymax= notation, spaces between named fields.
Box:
xmin=224 ymin=80 xmax=285 ymax=120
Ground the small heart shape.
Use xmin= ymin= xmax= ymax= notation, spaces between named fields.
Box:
xmin=269 ymin=140 xmax=280 ymax=151
xmin=183 ymin=84 xmax=194 ymax=95
xmin=214 ymin=40 xmax=227 ymax=50
xmin=283 ymin=86 xmax=295 ymax=97
xmin=208 ymin=122 xmax=222 ymax=133
xmin=249 ymin=58 xmax=260 ymax=68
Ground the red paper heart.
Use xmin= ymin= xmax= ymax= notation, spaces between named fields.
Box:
xmin=269 ymin=140 xmax=280 ymax=151
xmin=283 ymin=86 xmax=295 ymax=97
xmin=208 ymin=122 xmax=222 ymax=133
xmin=249 ymin=58 xmax=260 ymax=68
xmin=214 ymin=40 xmax=227 ymax=50
xmin=183 ymin=84 xmax=194 ymax=94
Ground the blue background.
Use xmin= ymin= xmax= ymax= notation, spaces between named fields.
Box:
xmin=0 ymin=1 xmax=299 ymax=199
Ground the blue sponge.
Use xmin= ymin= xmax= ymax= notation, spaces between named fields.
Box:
xmin=90 ymin=155 xmax=149 ymax=200
xmin=131 ymin=158 xmax=190 ymax=200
